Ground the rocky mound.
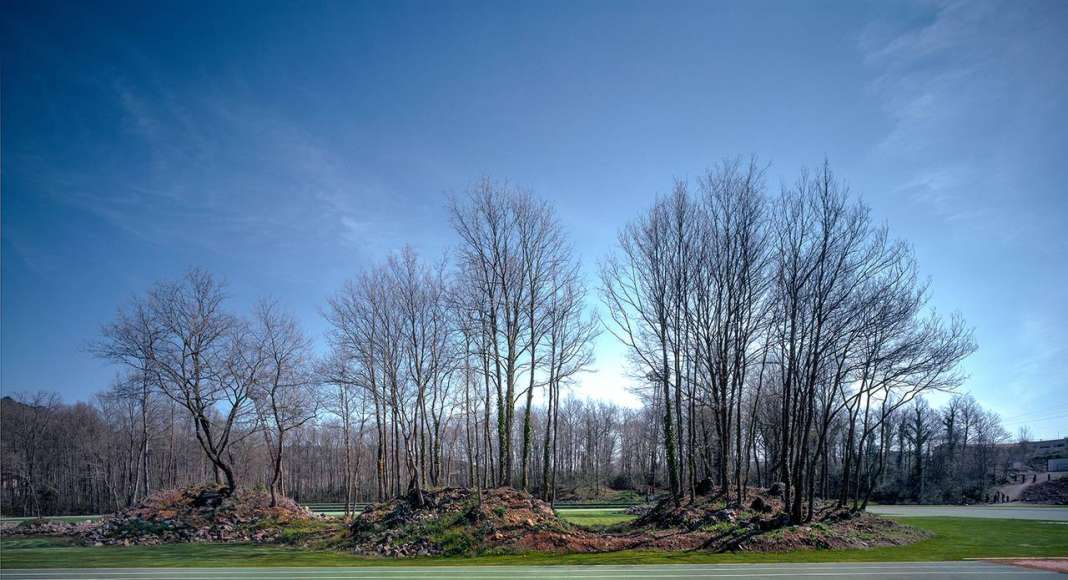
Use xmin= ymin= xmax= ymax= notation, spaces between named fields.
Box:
xmin=347 ymin=485 xmax=926 ymax=557
xmin=624 ymin=504 xmax=653 ymax=516
xmin=1019 ymin=477 xmax=1068 ymax=504
xmin=4 ymin=484 xmax=927 ymax=556
xmin=627 ymin=486 xmax=927 ymax=552
xmin=634 ymin=486 xmax=784 ymax=531
xmin=0 ymin=517 xmax=97 ymax=537
xmin=635 ymin=496 xmax=743 ymax=531
xmin=742 ymin=508 xmax=928 ymax=551
xmin=349 ymin=487 xmax=628 ymax=557
xmin=84 ymin=485 xmax=315 ymax=545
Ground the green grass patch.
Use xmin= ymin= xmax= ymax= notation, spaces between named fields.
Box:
xmin=2 ymin=517 xmax=1065 ymax=568
xmin=700 ymin=521 xmax=735 ymax=534
xmin=557 ymin=508 xmax=636 ymax=528
xmin=273 ymin=518 xmax=343 ymax=545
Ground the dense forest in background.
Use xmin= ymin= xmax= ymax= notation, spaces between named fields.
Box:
xmin=0 ymin=390 xmax=1013 ymax=517
xmin=1 ymin=162 xmax=1009 ymax=520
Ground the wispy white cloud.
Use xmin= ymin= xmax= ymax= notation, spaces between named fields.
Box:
xmin=49 ymin=75 xmax=416 ymax=264
xmin=858 ymin=1 xmax=1068 ymax=436
xmin=860 ymin=0 xmax=1068 ymax=237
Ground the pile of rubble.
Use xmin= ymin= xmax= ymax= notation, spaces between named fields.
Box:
xmin=634 ymin=497 xmax=741 ymax=531
xmin=346 ymin=483 xmax=925 ymax=557
xmin=3 ymin=483 xmax=928 ymax=556
xmin=742 ymin=509 xmax=928 ymax=551
xmin=633 ymin=483 xmax=784 ymax=531
xmin=85 ymin=485 xmax=314 ymax=545
xmin=0 ymin=518 xmax=97 ymax=537
xmin=2 ymin=485 xmax=317 ymax=546
xmin=624 ymin=483 xmax=925 ymax=552
xmin=349 ymin=487 xmax=623 ymax=557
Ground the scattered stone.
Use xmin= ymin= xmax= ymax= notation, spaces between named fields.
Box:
xmin=2 ymin=484 xmax=320 ymax=546
xmin=3 ymin=484 xmax=929 ymax=557
xmin=624 ymin=504 xmax=652 ymax=516
xmin=349 ymin=487 xmax=622 ymax=557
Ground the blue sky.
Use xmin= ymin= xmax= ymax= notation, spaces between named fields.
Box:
xmin=3 ymin=0 xmax=1066 ymax=437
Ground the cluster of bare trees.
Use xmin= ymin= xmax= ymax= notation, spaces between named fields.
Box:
xmin=601 ymin=160 xmax=976 ymax=522
xmin=322 ymin=182 xmax=597 ymax=508
xmin=90 ymin=271 xmax=316 ymax=506
xmin=2 ymin=163 xmax=988 ymax=520
xmin=890 ymin=394 xmax=1010 ymax=504
xmin=2 ymin=180 xmax=597 ymax=515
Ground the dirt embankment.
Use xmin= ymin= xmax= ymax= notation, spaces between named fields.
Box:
xmin=349 ymin=487 xmax=628 ymax=557
xmin=623 ymin=487 xmax=926 ymax=553
xmin=347 ymin=486 xmax=928 ymax=557
xmin=2 ymin=485 xmax=326 ymax=545
xmin=3 ymin=484 xmax=927 ymax=555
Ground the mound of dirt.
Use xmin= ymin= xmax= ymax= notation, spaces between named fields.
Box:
xmin=635 ymin=495 xmax=745 ymax=531
xmin=349 ymin=487 xmax=630 ymax=557
xmin=624 ymin=504 xmax=653 ymax=516
xmin=83 ymin=485 xmax=315 ymax=545
xmin=628 ymin=488 xmax=927 ymax=553
xmin=740 ymin=510 xmax=928 ymax=552
xmin=5 ymin=483 xmax=926 ymax=556
xmin=1019 ymin=478 xmax=1068 ymax=504
xmin=348 ymin=485 xmax=927 ymax=557
xmin=0 ymin=517 xmax=98 ymax=538
xmin=633 ymin=486 xmax=791 ymax=530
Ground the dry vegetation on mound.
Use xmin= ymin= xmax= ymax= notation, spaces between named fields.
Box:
xmin=347 ymin=486 xmax=928 ymax=557
xmin=2 ymin=485 xmax=326 ymax=546
xmin=349 ymin=487 xmax=618 ymax=557
xmin=87 ymin=485 xmax=316 ymax=545
xmin=3 ymin=484 xmax=927 ymax=556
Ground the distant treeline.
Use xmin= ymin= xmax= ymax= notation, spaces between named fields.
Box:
xmin=0 ymin=161 xmax=1009 ymax=519
xmin=0 ymin=390 xmax=1011 ymax=517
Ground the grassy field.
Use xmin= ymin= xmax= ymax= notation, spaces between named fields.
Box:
xmin=1 ymin=516 xmax=1065 ymax=568
xmin=556 ymin=507 xmax=635 ymax=527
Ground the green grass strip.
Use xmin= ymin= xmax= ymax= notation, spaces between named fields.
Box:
xmin=1 ymin=516 xmax=1065 ymax=568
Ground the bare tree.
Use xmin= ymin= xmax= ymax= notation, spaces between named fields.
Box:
xmin=250 ymin=301 xmax=318 ymax=506
xmin=97 ymin=269 xmax=253 ymax=494
xmin=542 ymin=263 xmax=598 ymax=504
xmin=451 ymin=180 xmax=526 ymax=487
xmin=20 ymin=161 xmax=987 ymax=517
xmin=691 ymin=159 xmax=770 ymax=503
xmin=450 ymin=180 xmax=583 ymax=489
xmin=600 ymin=184 xmax=691 ymax=504
xmin=94 ymin=297 xmax=163 ymax=503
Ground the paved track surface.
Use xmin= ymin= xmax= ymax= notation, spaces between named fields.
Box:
xmin=867 ymin=505 xmax=1068 ymax=521
xmin=0 ymin=562 xmax=1059 ymax=579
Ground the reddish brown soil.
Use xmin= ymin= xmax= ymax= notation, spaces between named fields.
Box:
xmin=347 ymin=486 xmax=927 ymax=557
xmin=89 ymin=485 xmax=317 ymax=545
xmin=1 ymin=485 xmax=318 ymax=545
